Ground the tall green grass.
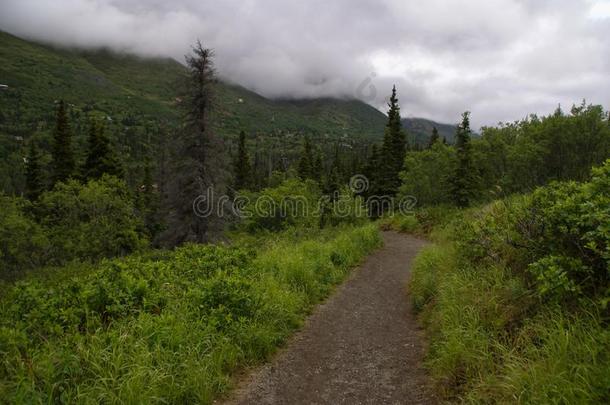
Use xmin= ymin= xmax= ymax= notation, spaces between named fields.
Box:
xmin=408 ymin=218 xmax=609 ymax=403
xmin=0 ymin=224 xmax=381 ymax=403
xmin=410 ymin=243 xmax=609 ymax=403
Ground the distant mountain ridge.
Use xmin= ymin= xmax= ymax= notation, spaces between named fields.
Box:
xmin=402 ymin=117 xmax=457 ymax=145
xmin=0 ymin=30 xmax=454 ymax=145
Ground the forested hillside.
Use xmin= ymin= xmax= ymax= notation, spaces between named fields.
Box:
xmin=0 ymin=31 xmax=459 ymax=195
xmin=0 ymin=31 xmax=387 ymax=195
xmin=401 ymin=117 xmax=457 ymax=144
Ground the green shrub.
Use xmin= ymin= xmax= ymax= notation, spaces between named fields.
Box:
xmin=320 ymin=185 xmax=367 ymax=228
xmin=240 ymin=178 xmax=322 ymax=232
xmin=409 ymin=161 xmax=610 ymax=402
xmin=0 ymin=195 xmax=49 ymax=273
xmin=398 ymin=142 xmax=456 ymax=206
xmin=37 ymin=175 xmax=148 ymax=264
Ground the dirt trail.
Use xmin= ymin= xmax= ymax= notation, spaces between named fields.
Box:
xmin=224 ymin=231 xmax=435 ymax=405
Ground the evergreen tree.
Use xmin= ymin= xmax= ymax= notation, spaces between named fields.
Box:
xmin=428 ymin=126 xmax=440 ymax=148
xmin=233 ymin=131 xmax=252 ymax=190
xmin=50 ymin=100 xmax=75 ymax=185
xmin=252 ymin=150 xmax=267 ymax=190
xmin=162 ymin=41 xmax=228 ymax=245
xmin=25 ymin=141 xmax=45 ymax=201
xmin=138 ymin=162 xmax=161 ymax=240
xmin=298 ymin=136 xmax=314 ymax=179
xmin=450 ymin=111 xmax=478 ymax=207
xmin=313 ymin=150 xmax=323 ymax=183
xmin=324 ymin=144 xmax=342 ymax=197
xmin=364 ymin=144 xmax=381 ymax=196
xmin=379 ymin=86 xmax=406 ymax=196
xmin=83 ymin=120 xmax=123 ymax=181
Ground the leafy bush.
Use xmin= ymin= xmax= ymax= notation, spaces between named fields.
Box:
xmin=458 ymin=160 xmax=609 ymax=305
xmin=1 ymin=176 xmax=148 ymax=277
xmin=37 ymin=175 xmax=148 ymax=264
xmin=407 ymin=162 xmax=610 ymax=402
xmin=320 ymin=185 xmax=367 ymax=228
xmin=379 ymin=214 xmax=420 ymax=233
xmin=240 ymin=178 xmax=323 ymax=232
xmin=0 ymin=195 xmax=49 ymax=273
xmin=398 ymin=141 xmax=456 ymax=206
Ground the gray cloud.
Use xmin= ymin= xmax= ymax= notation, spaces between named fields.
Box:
xmin=1 ymin=0 xmax=609 ymax=129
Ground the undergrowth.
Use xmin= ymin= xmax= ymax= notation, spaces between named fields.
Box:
xmin=0 ymin=223 xmax=381 ymax=403
xmin=403 ymin=161 xmax=610 ymax=403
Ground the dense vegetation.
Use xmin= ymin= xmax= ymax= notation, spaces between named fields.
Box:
xmin=0 ymin=224 xmax=381 ymax=403
xmin=1 ymin=27 xmax=609 ymax=405
xmin=398 ymin=103 xmax=610 ymax=207
xmin=0 ymin=30 xmax=383 ymax=195
xmin=385 ymin=160 xmax=610 ymax=403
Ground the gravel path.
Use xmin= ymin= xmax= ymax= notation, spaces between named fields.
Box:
xmin=223 ymin=231 xmax=435 ymax=405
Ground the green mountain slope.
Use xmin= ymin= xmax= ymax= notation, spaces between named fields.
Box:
xmin=0 ymin=30 xmax=388 ymax=141
xmin=402 ymin=117 xmax=457 ymax=144
xmin=0 ymin=30 xmax=455 ymax=193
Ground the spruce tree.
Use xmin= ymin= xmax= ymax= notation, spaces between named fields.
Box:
xmin=25 ymin=141 xmax=45 ymax=201
xmin=379 ymin=86 xmax=406 ymax=196
xmin=313 ymin=150 xmax=323 ymax=183
xmin=324 ymin=144 xmax=342 ymax=197
xmin=162 ymin=41 xmax=228 ymax=245
xmin=138 ymin=162 xmax=161 ymax=240
xmin=298 ymin=136 xmax=314 ymax=180
xmin=233 ymin=131 xmax=252 ymax=191
xmin=83 ymin=120 xmax=123 ymax=180
xmin=428 ymin=126 xmax=440 ymax=148
xmin=50 ymin=100 xmax=75 ymax=185
xmin=364 ymin=144 xmax=381 ymax=197
xmin=450 ymin=111 xmax=478 ymax=207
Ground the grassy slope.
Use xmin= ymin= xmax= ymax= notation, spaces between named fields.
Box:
xmin=0 ymin=224 xmax=381 ymax=403
xmin=384 ymin=194 xmax=609 ymax=403
xmin=0 ymin=32 xmax=178 ymax=125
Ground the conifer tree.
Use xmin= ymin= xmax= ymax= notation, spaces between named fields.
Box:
xmin=25 ymin=141 xmax=44 ymax=201
xmin=162 ymin=41 xmax=228 ymax=245
xmin=450 ymin=111 xmax=478 ymax=207
xmin=379 ymin=86 xmax=406 ymax=196
xmin=324 ymin=144 xmax=342 ymax=197
xmin=50 ymin=100 xmax=75 ymax=185
xmin=233 ymin=131 xmax=252 ymax=190
xmin=298 ymin=136 xmax=314 ymax=180
xmin=428 ymin=126 xmax=440 ymax=148
xmin=313 ymin=150 xmax=323 ymax=183
xmin=364 ymin=144 xmax=381 ymax=197
xmin=83 ymin=120 xmax=123 ymax=180
xmin=138 ymin=162 xmax=161 ymax=240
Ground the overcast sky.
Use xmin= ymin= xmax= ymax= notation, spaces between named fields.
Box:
xmin=1 ymin=0 xmax=609 ymax=128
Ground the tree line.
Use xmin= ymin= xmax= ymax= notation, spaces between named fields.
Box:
xmin=2 ymin=39 xmax=609 ymax=276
